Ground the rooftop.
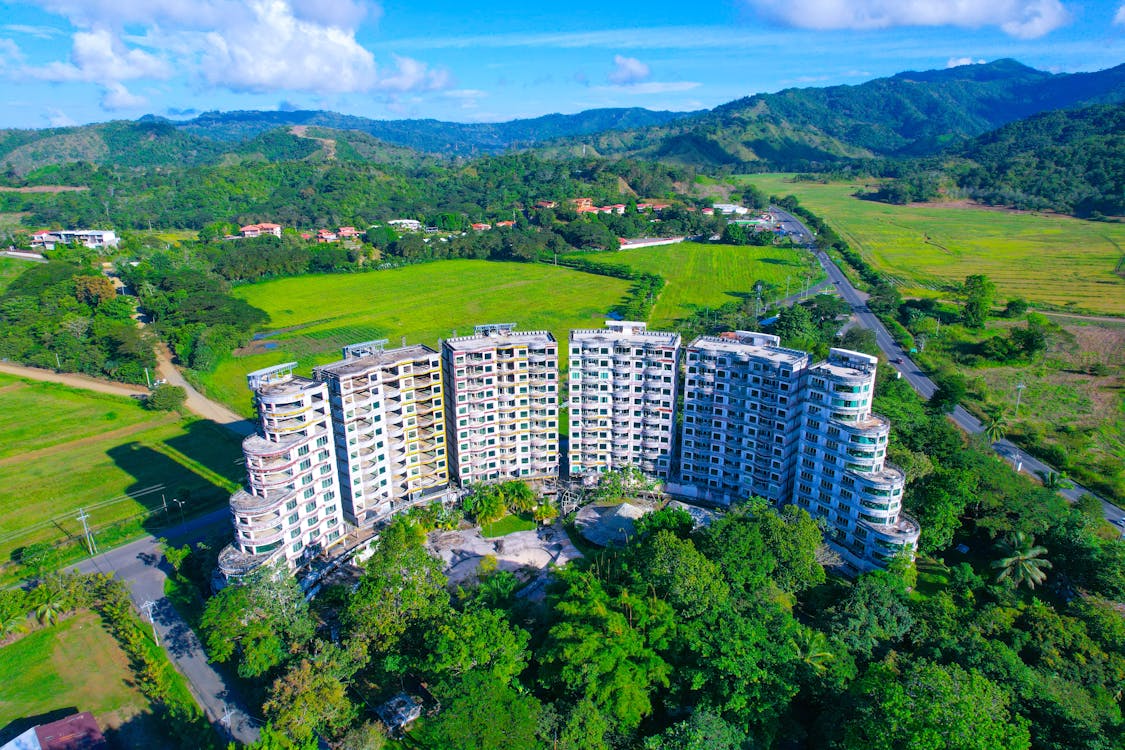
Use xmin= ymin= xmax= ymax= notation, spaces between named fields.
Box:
xmin=688 ymin=331 xmax=810 ymax=368
xmin=444 ymin=326 xmax=556 ymax=352
xmin=315 ymin=344 xmax=439 ymax=378
xmin=571 ymin=321 xmax=680 ymax=348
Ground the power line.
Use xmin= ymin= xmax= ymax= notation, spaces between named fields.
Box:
xmin=76 ymin=508 xmax=97 ymax=555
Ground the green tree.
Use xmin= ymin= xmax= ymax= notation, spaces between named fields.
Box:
xmin=263 ymin=658 xmax=356 ymax=744
xmin=146 ymin=383 xmax=188 ymax=412
xmin=927 ymin=373 xmax=966 ymax=414
xmin=641 ymin=710 xmax=746 ymax=750
xmin=983 ymin=406 xmax=1009 ymax=443
xmin=992 ymin=531 xmax=1052 ymax=590
xmin=415 ymin=672 xmax=544 ymax=750
xmin=421 ymin=607 xmax=531 ymax=686
xmin=961 ymin=274 xmax=996 ymax=328
xmin=827 ymin=570 xmax=914 ymax=659
xmin=345 ymin=517 xmax=449 ymax=648
xmin=630 ymin=530 xmax=728 ymax=619
xmin=842 ymin=659 xmax=1030 ymax=750
xmin=337 ymin=720 xmax=388 ymax=750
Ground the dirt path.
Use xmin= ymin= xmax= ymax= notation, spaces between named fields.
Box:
xmin=289 ymin=125 xmax=337 ymax=159
xmin=0 ymin=362 xmax=148 ymax=398
xmin=153 ymin=344 xmax=256 ymax=436
xmin=1039 ymin=311 xmax=1125 ymax=325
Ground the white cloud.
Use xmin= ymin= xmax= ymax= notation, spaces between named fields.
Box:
xmin=3 ymin=24 xmax=64 ymax=39
xmin=23 ymin=0 xmax=446 ymax=100
xmin=947 ymin=56 xmax=987 ymax=67
xmin=101 ymin=82 xmax=148 ymax=110
xmin=44 ymin=107 xmax=75 ymax=127
xmin=0 ymin=39 xmax=25 ymax=71
xmin=1115 ymin=4 xmax=1125 ymax=24
xmin=608 ymin=54 xmax=650 ymax=85
xmin=742 ymin=0 xmax=1071 ymax=39
xmin=26 ymin=27 xmax=171 ymax=82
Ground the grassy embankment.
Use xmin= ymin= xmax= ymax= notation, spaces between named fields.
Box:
xmin=0 ymin=374 xmax=243 ymax=578
xmin=744 ymin=174 xmax=1125 ymax=315
xmin=562 ymin=240 xmax=824 ymax=330
xmin=199 ymin=259 xmax=633 ymax=416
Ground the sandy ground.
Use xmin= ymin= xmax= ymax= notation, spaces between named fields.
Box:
xmin=0 ymin=361 xmax=148 ymax=398
xmin=426 ymin=523 xmax=583 ymax=599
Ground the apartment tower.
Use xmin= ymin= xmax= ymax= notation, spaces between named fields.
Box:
xmin=794 ymin=348 xmax=919 ymax=573
xmin=568 ymin=321 xmax=680 ymax=478
xmin=313 ymin=340 xmax=448 ymax=527
xmin=217 ymin=363 xmax=345 ymax=581
xmin=679 ymin=332 xmax=810 ymax=505
xmin=442 ymin=324 xmax=559 ymax=485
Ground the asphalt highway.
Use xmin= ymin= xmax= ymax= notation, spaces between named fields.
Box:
xmin=770 ymin=206 xmax=1125 ymax=533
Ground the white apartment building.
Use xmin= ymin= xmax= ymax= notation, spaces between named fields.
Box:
xmin=217 ymin=363 xmax=345 ymax=581
xmin=679 ymin=332 xmax=810 ymax=506
xmin=31 ymin=229 xmax=119 ymax=250
xmin=313 ymin=341 xmax=449 ymax=527
xmin=442 ymin=324 xmax=559 ymax=486
xmin=794 ymin=348 xmax=919 ymax=573
xmin=569 ymin=321 xmax=680 ymax=478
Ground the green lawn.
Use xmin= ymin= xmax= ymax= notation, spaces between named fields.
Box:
xmin=202 ymin=259 xmax=633 ymax=416
xmin=0 ymin=612 xmax=164 ymax=743
xmin=0 ymin=256 xmax=34 ymax=294
xmin=0 ymin=377 xmax=244 ymax=568
xmin=480 ymin=513 xmax=538 ymax=538
xmin=743 ymin=174 xmax=1125 ymax=315
xmin=564 ymin=241 xmax=824 ymax=329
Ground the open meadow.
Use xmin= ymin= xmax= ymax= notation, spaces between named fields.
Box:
xmin=0 ymin=612 xmax=167 ymax=744
xmin=202 ymin=259 xmax=632 ymax=415
xmin=744 ymin=174 xmax=1125 ymax=315
xmin=0 ymin=374 xmax=243 ymax=570
xmin=562 ymin=241 xmax=824 ymax=329
xmin=0 ymin=256 xmax=29 ymax=293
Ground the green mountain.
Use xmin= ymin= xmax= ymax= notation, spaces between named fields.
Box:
xmin=948 ymin=103 xmax=1124 ymax=216
xmin=541 ymin=59 xmax=1125 ymax=168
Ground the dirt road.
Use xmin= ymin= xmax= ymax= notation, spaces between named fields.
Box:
xmin=153 ymin=344 xmax=256 ymax=436
xmin=0 ymin=361 xmax=149 ymax=398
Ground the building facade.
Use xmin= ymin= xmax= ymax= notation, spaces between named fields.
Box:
xmin=217 ymin=363 xmax=346 ymax=580
xmin=679 ymin=332 xmax=810 ymax=506
xmin=442 ymin=324 xmax=559 ymax=486
xmin=568 ymin=321 xmax=680 ymax=478
xmin=794 ymin=348 xmax=919 ymax=573
xmin=313 ymin=341 xmax=449 ymax=527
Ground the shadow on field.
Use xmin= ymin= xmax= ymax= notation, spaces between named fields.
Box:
xmin=0 ymin=708 xmax=79 ymax=744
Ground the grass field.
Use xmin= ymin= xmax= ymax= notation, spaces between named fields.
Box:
xmin=0 ymin=612 xmax=163 ymax=743
xmin=480 ymin=513 xmax=538 ymax=538
xmin=0 ymin=256 xmax=32 ymax=293
xmin=563 ymin=241 xmax=824 ymax=329
xmin=743 ymin=174 xmax=1125 ymax=315
xmin=0 ymin=375 xmax=244 ymax=567
xmin=202 ymin=259 xmax=633 ymax=416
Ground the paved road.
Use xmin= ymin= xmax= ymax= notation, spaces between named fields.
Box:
xmin=770 ymin=206 xmax=1125 ymax=532
xmin=73 ymin=509 xmax=261 ymax=745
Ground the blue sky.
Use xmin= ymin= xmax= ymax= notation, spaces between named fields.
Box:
xmin=0 ymin=0 xmax=1122 ymax=128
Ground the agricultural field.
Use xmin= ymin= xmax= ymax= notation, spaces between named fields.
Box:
xmin=0 ymin=612 xmax=165 ymax=744
xmin=201 ymin=259 xmax=632 ymax=416
xmin=0 ymin=375 xmax=243 ymax=569
xmin=744 ymin=174 xmax=1125 ymax=315
xmin=563 ymin=241 xmax=823 ymax=329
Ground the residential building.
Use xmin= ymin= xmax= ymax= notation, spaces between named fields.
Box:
xmin=679 ymin=332 xmax=810 ymax=506
xmin=442 ymin=324 xmax=559 ymax=486
xmin=217 ymin=363 xmax=345 ymax=581
xmin=388 ymin=219 xmax=422 ymax=231
xmin=569 ymin=322 xmax=680 ymax=478
xmin=314 ymin=341 xmax=449 ymax=527
xmin=30 ymin=229 xmax=119 ymax=250
xmin=240 ymin=222 xmax=282 ymax=238
xmin=794 ymin=348 xmax=918 ymax=573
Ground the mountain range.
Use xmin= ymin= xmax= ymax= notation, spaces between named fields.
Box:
xmin=1 ymin=59 xmax=1123 ymax=176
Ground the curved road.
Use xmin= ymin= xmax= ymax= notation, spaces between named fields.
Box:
xmin=770 ymin=206 xmax=1125 ymax=532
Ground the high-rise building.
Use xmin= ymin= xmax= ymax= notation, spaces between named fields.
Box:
xmin=678 ymin=334 xmax=919 ymax=572
xmin=794 ymin=348 xmax=919 ymax=573
xmin=313 ymin=340 xmax=448 ymax=528
xmin=442 ymin=324 xmax=559 ymax=485
xmin=568 ymin=321 xmax=680 ymax=478
xmin=679 ymin=332 xmax=810 ymax=506
xmin=217 ymin=363 xmax=345 ymax=581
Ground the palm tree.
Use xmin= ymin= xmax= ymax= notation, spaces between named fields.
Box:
xmin=991 ymin=531 xmax=1052 ymax=590
xmin=983 ymin=407 xmax=1009 ymax=444
xmin=1040 ymin=471 xmax=1074 ymax=491
xmin=791 ymin=627 xmax=836 ymax=675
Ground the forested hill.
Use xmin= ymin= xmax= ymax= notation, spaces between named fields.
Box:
xmin=539 ymin=59 xmax=1125 ymax=169
xmin=0 ymin=107 xmax=691 ymax=173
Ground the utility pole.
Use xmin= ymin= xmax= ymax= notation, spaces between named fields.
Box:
xmin=141 ymin=600 xmax=159 ymax=646
xmin=785 ymin=275 xmax=790 ymax=298
xmin=76 ymin=508 xmax=97 ymax=555
xmin=173 ymin=498 xmax=186 ymax=526
xmin=54 ymin=352 xmax=61 ymax=369
xmin=144 ymin=367 xmax=151 ymax=388
xmin=1014 ymin=382 xmax=1026 ymax=418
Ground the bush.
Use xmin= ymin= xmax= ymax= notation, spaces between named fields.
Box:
xmin=147 ymin=384 xmax=188 ymax=412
